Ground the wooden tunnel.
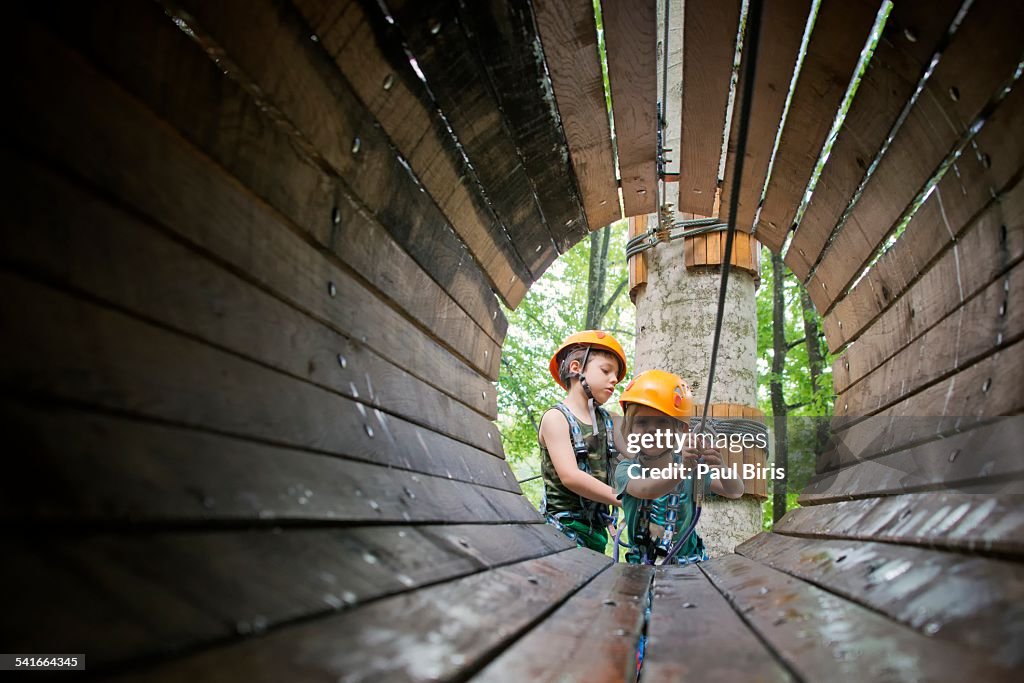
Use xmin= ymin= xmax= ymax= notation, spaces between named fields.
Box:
xmin=1 ymin=0 xmax=1021 ymax=680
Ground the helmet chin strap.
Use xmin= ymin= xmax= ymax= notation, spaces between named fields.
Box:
xmin=575 ymin=347 xmax=599 ymax=429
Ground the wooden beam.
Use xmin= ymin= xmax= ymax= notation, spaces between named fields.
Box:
xmin=603 ymin=0 xmax=658 ymax=217
xmin=719 ymin=0 xmax=811 ymax=231
xmin=835 ymin=260 xmax=1023 ymax=418
xmin=808 ymin=0 xmax=1024 ymax=312
xmin=473 ymin=564 xmax=653 ymax=681
xmin=534 ymin=0 xmax=622 ymax=229
xmin=701 ymin=554 xmax=1016 ymax=680
xmin=779 ymin=493 xmax=1024 ymax=557
xmin=111 ymin=549 xmax=611 ymax=681
xmin=8 ymin=21 xmax=500 ymax=406
xmin=798 ymin=419 xmax=1024 ymax=503
xmin=3 ymin=153 xmax=504 ymax=452
xmin=755 ymin=0 xmax=880 ymax=251
xmin=785 ymin=0 xmax=964 ymax=279
xmin=0 ymin=525 xmax=571 ymax=668
xmin=823 ymin=80 xmax=1024 ymax=352
xmin=161 ymin=0 xmax=532 ymax=305
xmin=737 ymin=532 xmax=1024 ymax=668
xmin=457 ymin=0 xmax=590 ymax=253
xmin=363 ymin=0 xmax=560 ymax=279
xmin=0 ymin=273 xmax=517 ymax=485
xmin=643 ymin=565 xmax=792 ymax=682
xmin=676 ymin=0 xmax=742 ymax=216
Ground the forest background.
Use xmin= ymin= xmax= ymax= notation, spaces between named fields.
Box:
xmin=496 ymin=220 xmax=834 ymax=529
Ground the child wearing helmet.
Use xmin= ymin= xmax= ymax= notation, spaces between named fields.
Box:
xmin=614 ymin=369 xmax=744 ymax=564
xmin=538 ymin=330 xmax=629 ymax=553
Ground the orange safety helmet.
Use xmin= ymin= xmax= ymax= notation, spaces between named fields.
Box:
xmin=619 ymin=369 xmax=694 ymax=418
xmin=548 ymin=330 xmax=628 ymax=390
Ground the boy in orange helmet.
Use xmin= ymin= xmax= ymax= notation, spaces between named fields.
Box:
xmin=538 ymin=330 xmax=628 ymax=552
xmin=615 ymin=369 xmax=744 ymax=564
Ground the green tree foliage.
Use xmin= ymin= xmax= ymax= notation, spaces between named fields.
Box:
xmin=498 ymin=221 xmax=634 ymax=508
xmin=755 ymin=246 xmax=835 ymax=528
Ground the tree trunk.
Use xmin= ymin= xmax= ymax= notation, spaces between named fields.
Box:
xmin=800 ymin=286 xmax=830 ymax=456
xmin=586 ymin=229 xmax=610 ymax=329
xmin=770 ymin=252 xmax=788 ymax=524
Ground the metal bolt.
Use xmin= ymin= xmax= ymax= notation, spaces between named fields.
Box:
xmin=383 ymin=73 xmax=394 ymax=90
xmin=351 ymin=137 xmax=361 ymax=154
xmin=328 ymin=281 xmax=337 ymax=297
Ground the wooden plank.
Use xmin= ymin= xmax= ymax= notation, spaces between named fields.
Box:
xmin=116 ymin=548 xmax=611 ymax=681
xmin=0 ymin=400 xmax=526 ymax=524
xmin=0 ymin=273 xmax=520 ymax=493
xmin=1 ymin=154 xmax=502 ymax=456
xmin=694 ymin=232 xmax=707 ymax=265
xmin=799 ymin=419 xmax=1024 ymax=503
xmin=628 ymin=214 xmax=649 ymax=299
xmin=700 ymin=553 xmax=1016 ymax=680
xmin=456 ymin=0 xmax=590 ymax=252
xmin=832 ymin=178 xmax=1024 ymax=391
xmin=808 ymin=0 xmax=1024 ymax=311
xmin=835 ymin=260 xmax=1024 ymax=418
xmin=755 ymin=0 xmax=881 ymax=251
xmin=719 ymin=0 xmax=811 ymax=231
xmin=643 ymin=565 xmax=794 ymax=682
xmin=823 ymin=81 xmax=1024 ymax=352
xmin=162 ymin=0 xmax=532 ymax=305
xmin=473 ymin=564 xmax=653 ymax=681
xmin=356 ymin=0 xmax=559 ymax=279
xmin=707 ymin=228 xmax=722 ymax=264
xmin=534 ymin=0 xmax=622 ymax=229
xmin=48 ymin=0 xmax=515 ymax=324
xmin=736 ymin=532 xmax=1024 ymax=668
xmin=677 ymin=0 xmax=742 ymax=216
xmin=826 ymin=337 xmax=1024 ymax=471
xmin=785 ymin=0 xmax=965 ymax=280
xmin=778 ymin=493 xmax=1024 ymax=557
xmin=0 ymin=524 xmax=572 ymax=669
xmin=7 ymin=22 xmax=500 ymax=408
xmin=604 ymin=0 xmax=658 ymax=217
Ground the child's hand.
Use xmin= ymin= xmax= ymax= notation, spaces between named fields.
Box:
xmin=684 ymin=446 xmax=724 ymax=470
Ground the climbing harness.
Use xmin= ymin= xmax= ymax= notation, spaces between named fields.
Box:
xmin=541 ymin=402 xmax=620 ymax=541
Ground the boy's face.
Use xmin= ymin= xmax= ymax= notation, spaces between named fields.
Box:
xmin=629 ymin=405 xmax=688 ymax=458
xmin=569 ymin=352 xmax=620 ymax=404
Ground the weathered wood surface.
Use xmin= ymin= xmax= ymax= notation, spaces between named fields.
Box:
xmin=737 ymin=532 xmax=1024 ymax=668
xmin=832 ymin=178 xmax=1024 ymax=394
xmin=676 ymin=0 xmax=742 ymax=216
xmin=701 ymin=554 xmax=1018 ymax=681
xmin=9 ymin=21 xmax=499 ymax=411
xmin=834 ymin=259 xmax=1023 ymax=419
xmin=755 ymin=0 xmax=880 ymax=251
xmin=534 ymin=0 xmax=621 ymax=229
xmin=0 ymin=274 xmax=523 ymax=498
xmin=604 ymin=0 xmax=658 ymax=217
xmin=2 ymin=155 xmax=503 ymax=455
xmin=800 ymin=419 xmax=1024 ymax=502
xmin=823 ymin=81 xmax=1024 ymax=353
xmin=806 ymin=0 xmax=1024 ymax=313
xmin=472 ymin=564 xmax=653 ymax=682
xmin=457 ymin=0 xmax=590 ymax=253
xmin=0 ymin=524 xmax=570 ymax=669
xmin=369 ymin=0 xmax=559 ymax=279
xmin=54 ymin=0 xmax=515 ymax=323
xmin=111 ymin=549 xmax=611 ymax=682
xmin=643 ymin=565 xmax=794 ymax=682
xmin=784 ymin=0 xmax=964 ymax=277
xmin=826 ymin=338 xmax=1024 ymax=469
xmin=780 ymin=493 xmax=1024 ymax=557
xmin=164 ymin=0 xmax=531 ymax=305
xmin=0 ymin=401 xmax=528 ymax=525
xmin=719 ymin=0 xmax=810 ymax=232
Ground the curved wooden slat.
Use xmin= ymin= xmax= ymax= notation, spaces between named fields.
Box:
xmin=737 ymin=532 xmax=1024 ymax=668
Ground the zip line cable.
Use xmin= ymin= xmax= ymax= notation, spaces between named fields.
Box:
xmin=696 ymin=0 xmax=765 ymax=435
